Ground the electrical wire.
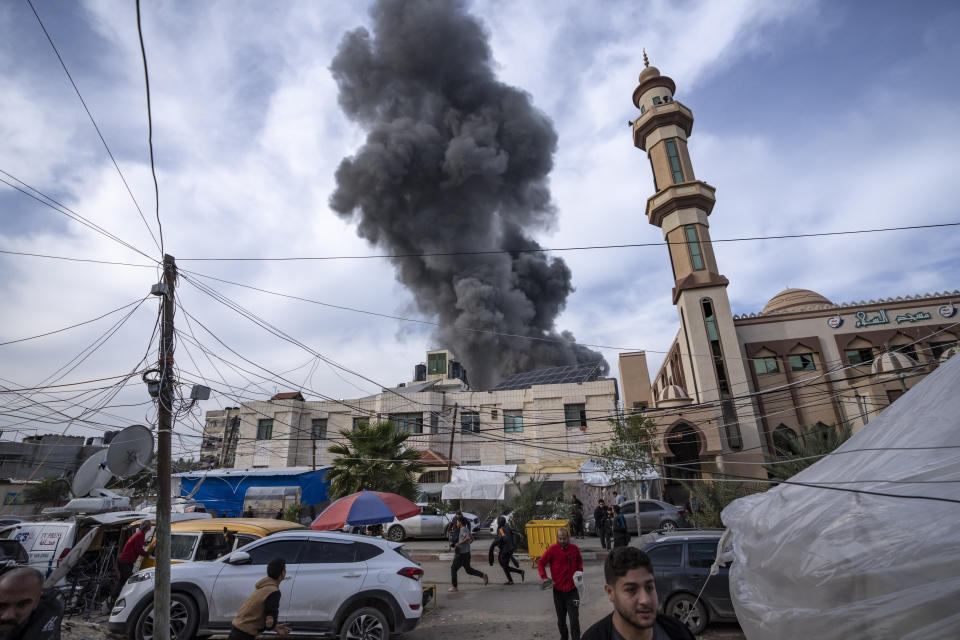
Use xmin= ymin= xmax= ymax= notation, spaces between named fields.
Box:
xmin=135 ymin=0 xmax=163 ymax=256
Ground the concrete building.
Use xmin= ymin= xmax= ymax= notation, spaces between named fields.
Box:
xmin=226 ymin=352 xmax=619 ymax=475
xmin=0 ymin=433 xmax=109 ymax=481
xmin=622 ymin=57 xmax=959 ymax=501
xmin=199 ymin=407 xmax=241 ymax=468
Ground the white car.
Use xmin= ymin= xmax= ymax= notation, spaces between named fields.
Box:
xmin=108 ymin=530 xmax=423 ymax=640
xmin=383 ymin=504 xmax=481 ymax=542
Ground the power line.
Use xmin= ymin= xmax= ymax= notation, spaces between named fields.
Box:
xmin=0 ymin=249 xmax=155 ymax=268
xmin=0 ymin=298 xmax=146 ymax=347
xmin=135 ymin=0 xmax=163 ymax=256
xmin=176 ymin=221 xmax=960 ymax=262
xmin=24 ymin=0 xmax=162 ymax=256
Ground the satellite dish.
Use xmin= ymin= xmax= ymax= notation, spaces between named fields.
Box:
xmin=72 ymin=450 xmax=113 ymax=497
xmin=107 ymin=424 xmax=154 ymax=478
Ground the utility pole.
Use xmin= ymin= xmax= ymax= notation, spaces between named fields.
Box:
xmin=446 ymin=403 xmax=458 ymax=482
xmin=154 ymin=254 xmax=176 ymax=640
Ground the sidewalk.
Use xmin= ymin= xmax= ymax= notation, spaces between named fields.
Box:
xmin=402 ymin=532 xmax=609 ymax=563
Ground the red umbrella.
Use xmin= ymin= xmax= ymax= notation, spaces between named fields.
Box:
xmin=311 ymin=490 xmax=421 ymax=530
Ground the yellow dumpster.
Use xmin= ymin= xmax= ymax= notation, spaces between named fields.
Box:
xmin=525 ymin=519 xmax=570 ymax=565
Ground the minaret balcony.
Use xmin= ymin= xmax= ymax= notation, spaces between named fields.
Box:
xmin=633 ymin=101 xmax=694 ymax=151
xmin=645 ymin=181 xmax=716 ymax=228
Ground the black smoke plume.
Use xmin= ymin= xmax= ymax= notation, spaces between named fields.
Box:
xmin=329 ymin=0 xmax=608 ymax=389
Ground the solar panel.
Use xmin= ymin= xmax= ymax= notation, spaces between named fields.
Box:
xmin=490 ymin=361 xmax=605 ymax=391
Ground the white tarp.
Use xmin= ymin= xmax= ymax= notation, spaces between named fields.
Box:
xmin=578 ymin=458 xmax=659 ymax=486
xmin=722 ymin=355 xmax=960 ymax=640
xmin=441 ymin=464 xmax=517 ymax=500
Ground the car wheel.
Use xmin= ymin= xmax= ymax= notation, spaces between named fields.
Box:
xmin=667 ymin=593 xmax=708 ymax=635
xmin=660 ymin=519 xmax=678 ymax=533
xmin=341 ymin=606 xmax=389 ymax=640
xmin=387 ymin=524 xmax=406 ymax=542
xmin=134 ymin=592 xmax=199 ymax=640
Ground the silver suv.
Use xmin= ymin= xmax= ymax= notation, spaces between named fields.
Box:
xmin=108 ymin=530 xmax=423 ymax=640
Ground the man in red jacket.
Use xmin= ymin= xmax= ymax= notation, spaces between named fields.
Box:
xmin=537 ymin=528 xmax=583 ymax=640
xmin=112 ymin=520 xmax=151 ymax=602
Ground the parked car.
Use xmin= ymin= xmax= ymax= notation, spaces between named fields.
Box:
xmin=640 ymin=531 xmax=735 ymax=635
xmin=137 ymin=517 xmax=304 ymax=569
xmin=585 ymin=500 xmax=688 ymax=535
xmin=109 ymin=530 xmax=423 ymax=640
xmin=363 ymin=503 xmax=480 ymax=542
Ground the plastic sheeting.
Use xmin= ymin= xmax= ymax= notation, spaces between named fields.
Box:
xmin=441 ymin=464 xmax=517 ymax=500
xmin=176 ymin=467 xmax=331 ymax=517
xmin=578 ymin=458 xmax=659 ymax=486
xmin=722 ymin=356 xmax=960 ymax=640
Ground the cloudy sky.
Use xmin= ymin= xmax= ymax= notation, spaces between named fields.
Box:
xmin=1 ymin=0 xmax=958 ymax=457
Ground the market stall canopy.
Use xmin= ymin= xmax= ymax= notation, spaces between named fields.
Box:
xmin=441 ymin=464 xmax=517 ymax=500
xmin=578 ymin=458 xmax=659 ymax=487
xmin=722 ymin=356 xmax=960 ymax=639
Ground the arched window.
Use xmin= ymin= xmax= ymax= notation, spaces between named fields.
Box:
xmin=772 ymin=425 xmax=799 ymax=456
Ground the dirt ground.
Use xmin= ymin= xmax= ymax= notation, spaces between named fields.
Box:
xmin=61 ymin=556 xmax=744 ymax=640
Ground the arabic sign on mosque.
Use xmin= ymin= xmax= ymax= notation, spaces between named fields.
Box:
xmin=827 ymin=304 xmax=956 ymax=329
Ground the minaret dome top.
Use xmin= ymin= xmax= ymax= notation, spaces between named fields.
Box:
xmin=632 ymin=53 xmax=677 ymax=109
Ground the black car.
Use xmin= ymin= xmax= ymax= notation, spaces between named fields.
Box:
xmin=641 ymin=531 xmax=737 ymax=635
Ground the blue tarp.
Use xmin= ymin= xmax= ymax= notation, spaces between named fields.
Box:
xmin=175 ymin=467 xmax=331 ymax=517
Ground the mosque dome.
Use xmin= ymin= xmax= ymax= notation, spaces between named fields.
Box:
xmin=638 ymin=65 xmax=661 ymax=84
xmin=657 ymin=384 xmax=692 ymax=407
xmin=761 ymin=288 xmax=834 ymax=314
xmin=871 ymin=351 xmax=917 ymax=376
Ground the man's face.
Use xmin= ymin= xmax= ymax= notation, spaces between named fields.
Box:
xmin=605 ymin=566 xmax=658 ymax=632
xmin=0 ymin=579 xmax=41 ymax=632
xmin=557 ymin=529 xmax=570 ymax=548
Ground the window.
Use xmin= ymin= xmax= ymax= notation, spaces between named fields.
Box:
xmin=646 ymin=543 xmax=682 ymax=568
xmin=665 ymin=138 xmax=684 ymax=183
xmin=684 ymin=225 xmax=704 ymax=270
xmin=300 ymin=540 xmax=357 ymax=564
xmin=461 ymin=411 xmax=480 ymax=433
xmin=169 ymin=534 xmax=199 ymax=561
xmin=845 ymin=348 xmax=874 ymax=365
xmin=701 ymin=299 xmax=730 ymax=395
xmin=930 ymin=340 xmax=957 ymax=359
xmin=688 ymin=542 xmax=718 ymax=569
xmin=789 ymin=353 xmax=816 ymax=371
xmin=772 ymin=425 xmax=799 ymax=456
xmin=503 ymin=411 xmax=523 ymax=433
xmin=753 ymin=356 xmax=780 ymax=375
xmin=255 ymin=419 xmax=273 ymax=440
xmin=352 ymin=417 xmax=369 ymax=431
xmin=246 ymin=540 xmax=304 ymax=565
xmin=354 ymin=542 xmax=383 ymax=561
xmin=564 ymin=404 xmax=587 ymax=429
xmin=427 ymin=352 xmax=447 ymax=375
xmin=640 ymin=104 xmax=646 ymax=114
xmin=311 ymin=418 xmax=327 ymax=440
xmin=390 ymin=412 xmax=423 ymax=434
xmin=430 ymin=414 xmax=439 ymax=432
xmin=652 ymin=96 xmax=661 ymax=105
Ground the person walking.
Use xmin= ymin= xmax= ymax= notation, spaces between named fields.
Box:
xmin=229 ymin=558 xmax=291 ymax=640
xmin=580 ymin=546 xmax=694 ymax=640
xmin=570 ymin=494 xmax=585 ymax=539
xmin=488 ymin=516 xmax=524 ymax=584
xmin=614 ymin=491 xmax=626 ymax=507
xmin=593 ymin=499 xmax=609 ymax=550
xmin=113 ymin=520 xmax=151 ymax=602
xmin=537 ymin=528 xmax=583 ymax=640
xmin=449 ymin=518 xmax=488 ymax=592
xmin=612 ymin=505 xmax=629 ymax=548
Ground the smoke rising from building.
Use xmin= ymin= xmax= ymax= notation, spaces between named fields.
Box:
xmin=329 ymin=0 xmax=608 ymax=389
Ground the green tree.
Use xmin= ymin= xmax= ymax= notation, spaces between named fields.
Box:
xmin=682 ymin=480 xmax=763 ymax=529
xmin=326 ymin=421 xmax=425 ymax=500
xmin=505 ymin=473 xmax=565 ymax=550
xmin=765 ymin=422 xmax=852 ymax=482
xmin=589 ymin=413 xmax=659 ymax=534
xmin=24 ymin=477 xmax=70 ymax=507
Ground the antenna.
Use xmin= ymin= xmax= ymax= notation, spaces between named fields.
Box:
xmin=107 ymin=424 xmax=155 ymax=478
xmin=72 ymin=450 xmax=112 ymax=497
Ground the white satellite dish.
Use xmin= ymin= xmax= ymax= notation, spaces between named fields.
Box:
xmin=72 ymin=450 xmax=113 ymax=498
xmin=107 ymin=424 xmax=154 ymax=477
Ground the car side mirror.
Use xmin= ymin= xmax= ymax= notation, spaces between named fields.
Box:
xmin=227 ymin=551 xmax=251 ymax=565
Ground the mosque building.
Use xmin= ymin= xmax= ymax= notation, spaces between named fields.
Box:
xmin=619 ymin=55 xmax=959 ymax=499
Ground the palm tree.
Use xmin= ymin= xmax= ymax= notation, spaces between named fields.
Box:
xmin=24 ymin=477 xmax=70 ymax=508
xmin=326 ymin=421 xmax=425 ymax=500
xmin=765 ymin=422 xmax=852 ymax=482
